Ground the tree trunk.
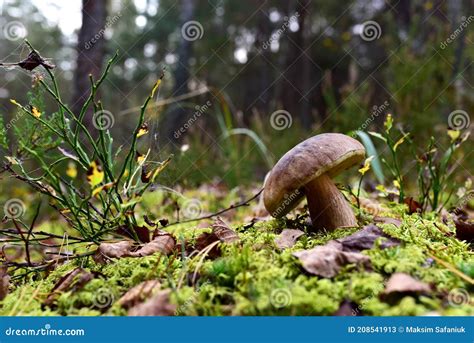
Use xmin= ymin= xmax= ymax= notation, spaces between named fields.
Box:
xmin=279 ymin=0 xmax=313 ymax=128
xmin=160 ymin=0 xmax=196 ymax=145
xmin=72 ymin=0 xmax=107 ymax=126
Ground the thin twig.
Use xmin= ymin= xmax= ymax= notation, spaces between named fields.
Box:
xmin=166 ymin=188 xmax=264 ymax=227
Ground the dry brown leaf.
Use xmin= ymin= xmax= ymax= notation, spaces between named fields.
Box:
xmin=454 ymin=219 xmax=474 ymax=243
xmin=0 ymin=265 xmax=10 ymax=301
xmin=211 ymin=216 xmax=239 ymax=243
xmin=275 ymin=229 xmax=305 ymax=250
xmin=44 ymin=267 xmax=94 ymax=307
xmin=94 ymin=232 xmax=176 ymax=263
xmin=195 ymin=232 xmax=221 ymax=258
xmin=404 ymin=197 xmax=422 ymax=214
xmin=130 ymin=234 xmax=176 ymax=257
xmin=117 ymin=280 xmax=161 ymax=309
xmin=293 ymin=241 xmax=371 ymax=278
xmin=116 ymin=225 xmax=151 ymax=243
xmin=94 ymin=241 xmax=134 ymax=264
xmin=336 ymin=225 xmax=400 ymax=252
xmin=333 ymin=300 xmax=360 ymax=316
xmin=128 ymin=289 xmax=176 ymax=316
xmin=382 ymin=273 xmax=431 ymax=301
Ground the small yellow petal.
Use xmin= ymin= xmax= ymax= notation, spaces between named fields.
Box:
xmin=87 ymin=160 xmax=104 ymax=187
xmin=10 ymin=99 xmax=20 ymax=106
xmin=358 ymin=156 xmax=374 ymax=175
xmin=66 ymin=162 xmax=77 ymax=179
xmin=31 ymin=106 xmax=42 ymax=118
xmin=447 ymin=130 xmax=461 ymax=142
xmin=136 ymin=123 xmax=149 ymax=138
xmin=92 ymin=185 xmax=104 ymax=197
xmin=136 ymin=152 xmax=146 ymax=165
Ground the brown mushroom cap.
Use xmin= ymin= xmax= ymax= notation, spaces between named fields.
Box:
xmin=263 ymin=133 xmax=365 ymax=217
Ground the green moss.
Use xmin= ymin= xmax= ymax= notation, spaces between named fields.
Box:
xmin=2 ymin=192 xmax=473 ymax=316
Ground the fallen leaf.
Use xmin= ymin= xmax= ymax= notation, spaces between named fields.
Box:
xmin=117 ymin=225 xmax=151 ymax=243
xmin=193 ymin=217 xmax=239 ymax=258
xmin=44 ymin=268 xmax=94 ymax=307
xmin=336 ymin=225 xmax=400 ymax=253
xmin=334 ymin=300 xmax=360 ymax=316
xmin=275 ymin=229 xmax=304 ymax=249
xmin=94 ymin=233 xmax=175 ymax=263
xmin=94 ymin=240 xmax=134 ymax=263
xmin=381 ymin=273 xmax=431 ymax=302
xmin=117 ymin=280 xmax=161 ymax=309
xmin=128 ymin=289 xmax=176 ymax=316
xmin=454 ymin=219 xmax=474 ymax=243
xmin=0 ymin=265 xmax=10 ymax=301
xmin=404 ymin=197 xmax=422 ymax=214
xmin=130 ymin=234 xmax=175 ymax=257
xmin=293 ymin=241 xmax=371 ymax=278
xmin=195 ymin=232 xmax=221 ymax=258
xmin=211 ymin=216 xmax=239 ymax=243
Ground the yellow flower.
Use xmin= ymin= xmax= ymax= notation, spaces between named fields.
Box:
xmin=136 ymin=123 xmax=149 ymax=138
xmin=66 ymin=161 xmax=77 ymax=179
xmin=358 ymin=156 xmax=374 ymax=175
xmin=31 ymin=106 xmax=42 ymax=118
xmin=393 ymin=179 xmax=401 ymax=189
xmin=447 ymin=129 xmax=460 ymax=142
xmin=86 ymin=160 xmax=104 ymax=187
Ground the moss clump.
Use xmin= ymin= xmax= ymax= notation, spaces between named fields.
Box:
xmin=1 ymin=190 xmax=473 ymax=316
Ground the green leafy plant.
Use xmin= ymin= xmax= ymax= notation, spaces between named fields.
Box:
xmin=368 ymin=114 xmax=408 ymax=203
xmin=1 ymin=41 xmax=169 ymax=243
xmin=408 ymin=130 xmax=470 ymax=212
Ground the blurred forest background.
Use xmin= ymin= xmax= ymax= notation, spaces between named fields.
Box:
xmin=0 ymin=0 xmax=472 ymax=189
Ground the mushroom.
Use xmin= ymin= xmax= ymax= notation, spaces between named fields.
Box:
xmin=263 ymin=133 xmax=365 ymax=231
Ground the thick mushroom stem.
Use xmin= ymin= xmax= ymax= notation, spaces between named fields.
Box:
xmin=304 ymin=173 xmax=357 ymax=231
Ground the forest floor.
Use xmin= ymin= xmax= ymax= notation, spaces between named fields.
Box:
xmin=1 ymin=183 xmax=473 ymax=316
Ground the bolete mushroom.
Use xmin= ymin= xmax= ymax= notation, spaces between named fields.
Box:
xmin=263 ymin=133 xmax=365 ymax=231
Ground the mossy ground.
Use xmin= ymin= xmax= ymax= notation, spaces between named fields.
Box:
xmin=1 ymin=187 xmax=473 ymax=316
